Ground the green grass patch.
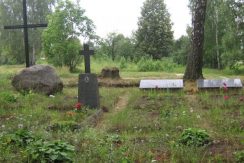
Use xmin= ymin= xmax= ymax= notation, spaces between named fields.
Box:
xmin=0 ymin=63 xmax=243 ymax=162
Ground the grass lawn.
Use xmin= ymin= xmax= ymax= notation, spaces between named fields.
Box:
xmin=0 ymin=63 xmax=244 ymax=162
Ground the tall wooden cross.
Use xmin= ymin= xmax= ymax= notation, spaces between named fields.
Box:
xmin=4 ymin=0 xmax=47 ymax=67
xmin=81 ymin=44 xmax=94 ymax=73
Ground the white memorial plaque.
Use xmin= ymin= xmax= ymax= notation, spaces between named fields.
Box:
xmin=139 ymin=79 xmax=183 ymax=89
xmin=197 ymin=79 xmax=243 ymax=88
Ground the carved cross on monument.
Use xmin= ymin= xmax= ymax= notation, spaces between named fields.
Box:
xmin=81 ymin=44 xmax=94 ymax=73
xmin=4 ymin=0 xmax=47 ymax=67
xmin=78 ymin=43 xmax=99 ymax=109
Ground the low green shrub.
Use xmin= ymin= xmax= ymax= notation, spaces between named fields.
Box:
xmin=8 ymin=130 xmax=35 ymax=147
xmin=234 ymin=150 xmax=244 ymax=163
xmin=47 ymin=121 xmax=80 ymax=132
xmin=137 ymin=57 xmax=176 ymax=72
xmin=0 ymin=92 xmax=17 ymax=103
xmin=0 ymin=130 xmax=75 ymax=162
xmin=27 ymin=140 xmax=75 ymax=163
xmin=230 ymin=61 xmax=244 ymax=74
xmin=106 ymin=134 xmax=123 ymax=145
xmin=178 ymin=128 xmax=211 ymax=147
xmin=19 ymin=90 xmax=34 ymax=96
xmin=119 ymin=57 xmax=127 ymax=69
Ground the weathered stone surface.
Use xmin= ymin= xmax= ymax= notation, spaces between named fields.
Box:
xmin=78 ymin=73 xmax=100 ymax=109
xmin=139 ymin=79 xmax=183 ymax=89
xmin=101 ymin=67 xmax=120 ymax=79
xmin=197 ymin=79 xmax=243 ymax=88
xmin=12 ymin=65 xmax=63 ymax=95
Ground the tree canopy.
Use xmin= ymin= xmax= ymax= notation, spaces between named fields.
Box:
xmin=42 ymin=0 xmax=95 ymax=72
xmin=135 ymin=0 xmax=174 ymax=59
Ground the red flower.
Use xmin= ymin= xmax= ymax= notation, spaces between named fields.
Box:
xmin=66 ymin=111 xmax=75 ymax=116
xmin=75 ymin=102 xmax=82 ymax=110
xmin=239 ymin=97 xmax=244 ymax=102
xmin=223 ymin=86 xmax=228 ymax=92
xmin=224 ymin=96 xmax=230 ymax=100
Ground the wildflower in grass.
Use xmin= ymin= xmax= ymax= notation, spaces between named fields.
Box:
xmin=222 ymin=82 xmax=229 ymax=101
xmin=182 ymin=111 xmax=186 ymax=116
xmin=222 ymin=82 xmax=228 ymax=92
xmin=197 ymin=115 xmax=201 ymax=119
xmin=223 ymin=86 xmax=228 ymax=92
xmin=74 ymin=102 xmax=83 ymax=110
xmin=224 ymin=96 xmax=230 ymax=100
xmin=18 ymin=124 xmax=23 ymax=128
xmin=155 ymin=154 xmax=163 ymax=161
xmin=66 ymin=111 xmax=76 ymax=117
xmin=223 ymin=82 xmax=227 ymax=87
xmin=239 ymin=96 xmax=244 ymax=102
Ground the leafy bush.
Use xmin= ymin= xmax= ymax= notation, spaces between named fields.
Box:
xmin=178 ymin=128 xmax=211 ymax=147
xmin=0 ymin=92 xmax=17 ymax=103
xmin=0 ymin=130 xmax=75 ymax=162
xmin=119 ymin=57 xmax=127 ymax=69
xmin=234 ymin=150 xmax=244 ymax=163
xmin=137 ymin=57 xmax=176 ymax=72
xmin=27 ymin=140 xmax=75 ymax=163
xmin=8 ymin=130 xmax=35 ymax=147
xmin=19 ymin=90 xmax=34 ymax=96
xmin=229 ymin=61 xmax=244 ymax=74
xmin=47 ymin=121 xmax=80 ymax=132
xmin=106 ymin=134 xmax=123 ymax=145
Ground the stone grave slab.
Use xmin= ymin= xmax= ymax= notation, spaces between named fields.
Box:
xmin=139 ymin=79 xmax=183 ymax=89
xmin=197 ymin=79 xmax=243 ymax=88
xmin=78 ymin=73 xmax=100 ymax=109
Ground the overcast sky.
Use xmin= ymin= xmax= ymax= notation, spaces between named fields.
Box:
xmin=78 ymin=0 xmax=191 ymax=39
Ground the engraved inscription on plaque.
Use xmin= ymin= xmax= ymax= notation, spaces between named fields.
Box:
xmin=197 ymin=79 xmax=243 ymax=88
xmin=139 ymin=79 xmax=183 ymax=89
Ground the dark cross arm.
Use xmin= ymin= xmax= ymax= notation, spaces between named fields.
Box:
xmin=4 ymin=23 xmax=47 ymax=29
xmin=81 ymin=44 xmax=94 ymax=56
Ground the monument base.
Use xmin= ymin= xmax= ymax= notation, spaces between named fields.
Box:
xmin=78 ymin=73 xmax=100 ymax=109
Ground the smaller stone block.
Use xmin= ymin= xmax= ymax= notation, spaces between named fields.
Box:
xmin=101 ymin=67 xmax=120 ymax=79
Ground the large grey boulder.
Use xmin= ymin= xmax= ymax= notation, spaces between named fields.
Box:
xmin=12 ymin=65 xmax=63 ymax=95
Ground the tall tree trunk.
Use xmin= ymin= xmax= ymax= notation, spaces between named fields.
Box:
xmin=111 ymin=40 xmax=115 ymax=61
xmin=215 ymin=5 xmax=221 ymax=69
xmin=184 ymin=0 xmax=208 ymax=80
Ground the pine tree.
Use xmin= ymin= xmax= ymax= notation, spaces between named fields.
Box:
xmin=135 ymin=0 xmax=173 ymax=59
